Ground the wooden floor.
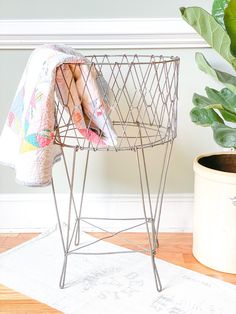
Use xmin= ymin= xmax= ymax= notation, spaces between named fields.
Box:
xmin=0 ymin=232 xmax=235 ymax=313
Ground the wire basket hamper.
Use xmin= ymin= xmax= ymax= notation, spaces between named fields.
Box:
xmin=52 ymin=54 xmax=180 ymax=292
xmin=54 ymin=54 xmax=179 ymax=151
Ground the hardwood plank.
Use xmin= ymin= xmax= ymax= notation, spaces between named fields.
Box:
xmin=0 ymin=234 xmax=38 ymax=251
xmin=0 ymin=288 xmax=61 ymax=313
xmin=0 ymin=299 xmax=60 ymax=313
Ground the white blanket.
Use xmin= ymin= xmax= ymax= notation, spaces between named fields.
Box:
xmin=0 ymin=44 xmax=116 ymax=186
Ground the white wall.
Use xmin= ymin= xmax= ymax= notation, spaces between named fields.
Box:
xmin=0 ymin=0 xmax=224 ymax=231
xmin=0 ymin=0 xmax=211 ymax=19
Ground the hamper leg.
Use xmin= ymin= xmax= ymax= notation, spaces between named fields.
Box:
xmin=74 ymin=148 xmax=90 ymax=245
xmin=51 ymin=146 xmax=77 ymax=288
xmin=136 ymin=148 xmax=162 ymax=292
xmin=154 ymin=140 xmax=174 ymax=247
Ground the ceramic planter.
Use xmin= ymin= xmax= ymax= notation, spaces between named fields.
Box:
xmin=193 ymin=152 xmax=236 ymax=274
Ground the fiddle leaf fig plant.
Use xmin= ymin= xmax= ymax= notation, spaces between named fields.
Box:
xmin=180 ymin=0 xmax=236 ymax=148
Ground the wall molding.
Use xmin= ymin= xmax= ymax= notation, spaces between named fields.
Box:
xmin=0 ymin=18 xmax=208 ymax=49
xmin=0 ymin=193 xmax=193 ymax=232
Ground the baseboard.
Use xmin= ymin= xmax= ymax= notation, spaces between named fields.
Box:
xmin=0 ymin=193 xmax=193 ymax=233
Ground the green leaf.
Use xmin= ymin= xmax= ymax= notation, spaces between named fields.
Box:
xmin=180 ymin=6 xmax=235 ymax=66
xmin=212 ymin=122 xmax=236 ymax=147
xmin=224 ymin=0 xmax=236 ymax=56
xmin=192 ymin=88 xmax=236 ymax=123
xmin=192 ymin=93 xmax=215 ymax=107
xmin=212 ymin=0 xmax=230 ymax=28
xmin=196 ymin=52 xmax=236 ymax=93
xmin=190 ymin=107 xmax=224 ymax=126
xmin=221 ymin=87 xmax=236 ymax=104
xmin=220 ymin=108 xmax=236 ymax=122
xmin=205 ymin=86 xmax=236 ymax=113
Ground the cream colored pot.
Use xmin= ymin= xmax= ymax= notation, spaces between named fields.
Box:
xmin=193 ymin=152 xmax=236 ymax=274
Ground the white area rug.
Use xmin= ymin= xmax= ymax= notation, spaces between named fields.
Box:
xmin=0 ymin=227 xmax=235 ymax=314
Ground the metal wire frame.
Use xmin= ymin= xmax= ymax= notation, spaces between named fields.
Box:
xmin=52 ymin=141 xmax=173 ymax=291
xmin=51 ymin=54 xmax=179 ymax=292
xmin=54 ymin=54 xmax=179 ymax=151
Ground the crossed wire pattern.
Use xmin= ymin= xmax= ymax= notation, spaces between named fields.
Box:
xmin=52 ymin=54 xmax=180 ymax=292
xmin=54 ymin=54 xmax=179 ymax=151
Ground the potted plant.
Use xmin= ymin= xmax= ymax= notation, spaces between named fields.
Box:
xmin=180 ymin=0 xmax=236 ymax=274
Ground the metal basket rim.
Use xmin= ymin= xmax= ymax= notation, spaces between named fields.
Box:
xmin=85 ymin=54 xmax=180 ymax=66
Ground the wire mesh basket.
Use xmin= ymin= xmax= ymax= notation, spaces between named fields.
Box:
xmin=54 ymin=54 xmax=179 ymax=151
xmin=52 ymin=54 xmax=180 ymax=292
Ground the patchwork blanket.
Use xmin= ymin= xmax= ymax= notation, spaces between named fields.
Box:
xmin=0 ymin=44 xmax=117 ymax=186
